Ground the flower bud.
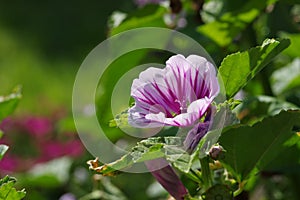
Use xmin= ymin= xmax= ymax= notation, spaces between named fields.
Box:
xmin=209 ymin=145 xmax=225 ymax=160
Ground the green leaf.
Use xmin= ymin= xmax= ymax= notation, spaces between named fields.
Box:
xmin=271 ymin=58 xmax=300 ymax=95
xmin=0 ymin=176 xmax=16 ymax=186
xmin=88 ymin=136 xmax=198 ymax=175
xmin=0 ymin=176 xmax=26 ymax=200
xmin=0 ymin=145 xmax=9 ymax=161
xmin=280 ymin=32 xmax=300 ymax=58
xmin=219 ymin=38 xmax=290 ymax=98
xmin=236 ymin=95 xmax=299 ymax=125
xmin=0 ymin=86 xmax=22 ymax=122
xmin=219 ymin=110 xmax=300 ymax=182
xmin=109 ymin=5 xmax=167 ymax=36
xmin=109 ymin=108 xmax=129 ymax=128
xmin=263 ymin=137 xmax=300 ymax=173
xmin=197 ymin=0 xmax=277 ymax=47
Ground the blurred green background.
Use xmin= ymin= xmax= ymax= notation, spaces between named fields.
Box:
xmin=0 ymin=1 xmax=160 ymax=200
xmin=0 ymin=0 xmax=300 ymax=199
xmin=0 ymin=0 xmax=135 ymax=113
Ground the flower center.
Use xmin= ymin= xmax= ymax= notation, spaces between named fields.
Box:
xmin=175 ymin=98 xmax=188 ymax=114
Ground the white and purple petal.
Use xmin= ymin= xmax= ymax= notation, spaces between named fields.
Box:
xmin=128 ymin=54 xmax=219 ymax=128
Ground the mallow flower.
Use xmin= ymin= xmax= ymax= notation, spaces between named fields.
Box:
xmin=128 ymin=54 xmax=219 ymax=129
xmin=128 ymin=54 xmax=219 ymax=199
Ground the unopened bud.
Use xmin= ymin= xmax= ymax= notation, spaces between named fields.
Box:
xmin=209 ymin=145 xmax=225 ymax=160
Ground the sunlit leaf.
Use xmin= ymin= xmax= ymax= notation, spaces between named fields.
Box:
xmin=109 ymin=5 xmax=167 ymax=36
xmin=219 ymin=38 xmax=290 ymax=98
xmin=0 ymin=176 xmax=26 ymax=200
xmin=280 ymin=32 xmax=300 ymax=58
xmin=88 ymin=136 xmax=198 ymax=174
xmin=0 ymin=86 xmax=22 ymax=122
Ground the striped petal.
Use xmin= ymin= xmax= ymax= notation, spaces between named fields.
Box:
xmin=128 ymin=54 xmax=219 ymax=128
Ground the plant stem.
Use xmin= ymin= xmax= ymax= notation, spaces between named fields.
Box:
xmin=200 ymin=156 xmax=213 ymax=190
xmin=186 ymin=169 xmax=202 ymax=183
xmin=233 ymin=181 xmax=245 ymax=197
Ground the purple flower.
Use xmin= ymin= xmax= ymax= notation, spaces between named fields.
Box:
xmin=145 ymin=158 xmax=188 ymax=200
xmin=129 ymin=54 xmax=219 ymax=199
xmin=128 ymin=54 xmax=219 ymax=128
xmin=23 ymin=116 xmax=52 ymax=137
xmin=184 ymin=106 xmax=215 ymax=152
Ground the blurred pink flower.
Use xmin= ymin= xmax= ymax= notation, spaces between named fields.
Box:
xmin=22 ymin=116 xmax=53 ymax=137
xmin=0 ymin=155 xmax=18 ymax=172
xmin=0 ymin=115 xmax=84 ymax=174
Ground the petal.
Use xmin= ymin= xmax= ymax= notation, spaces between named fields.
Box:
xmin=165 ymin=55 xmax=198 ymax=103
xmin=144 ymin=97 xmax=212 ymax=127
xmin=145 ymin=158 xmax=188 ymax=200
xmin=184 ymin=106 xmax=216 ymax=152
xmin=183 ymin=121 xmax=210 ymax=152
xmin=186 ymin=55 xmax=219 ymax=99
xmin=131 ymin=67 xmax=181 ymax=117
xmin=128 ymin=105 xmax=164 ymax=128
xmin=186 ymin=97 xmax=212 ymax=119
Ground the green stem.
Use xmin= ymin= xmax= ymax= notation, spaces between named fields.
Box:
xmin=200 ymin=156 xmax=213 ymax=190
xmin=185 ymin=169 xmax=202 ymax=183
xmin=233 ymin=182 xmax=245 ymax=197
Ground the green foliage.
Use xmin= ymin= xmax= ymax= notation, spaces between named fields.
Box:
xmin=219 ymin=38 xmax=290 ymax=98
xmin=0 ymin=88 xmax=26 ymax=200
xmin=271 ymin=58 xmax=300 ymax=95
xmin=263 ymin=136 xmax=300 ymax=172
xmin=79 ymin=177 xmax=127 ymax=200
xmin=0 ymin=176 xmax=26 ymax=200
xmin=197 ymin=0 xmax=277 ymax=47
xmin=236 ymin=95 xmax=299 ymax=125
xmin=280 ymin=33 xmax=300 ymax=58
xmin=0 ymin=86 xmax=22 ymax=122
xmin=109 ymin=5 xmax=167 ymax=36
xmin=219 ymin=110 xmax=300 ymax=182
xmin=88 ymin=136 xmax=198 ymax=174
